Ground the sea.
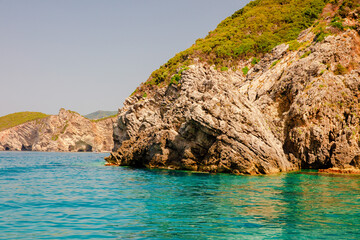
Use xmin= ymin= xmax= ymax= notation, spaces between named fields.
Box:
xmin=0 ymin=152 xmax=360 ymax=239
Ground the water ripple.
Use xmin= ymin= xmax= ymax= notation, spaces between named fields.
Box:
xmin=1 ymin=152 xmax=360 ymax=239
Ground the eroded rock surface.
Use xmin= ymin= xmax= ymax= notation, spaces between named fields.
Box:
xmin=107 ymin=28 xmax=360 ymax=174
xmin=109 ymin=64 xmax=295 ymax=174
xmin=0 ymin=109 xmax=115 ymax=152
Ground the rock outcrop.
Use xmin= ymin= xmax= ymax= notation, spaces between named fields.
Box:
xmin=107 ymin=26 xmax=360 ymax=174
xmin=0 ymin=108 xmax=115 ymax=152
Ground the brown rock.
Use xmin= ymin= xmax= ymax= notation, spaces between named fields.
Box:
xmin=107 ymin=27 xmax=360 ymax=174
xmin=319 ymin=167 xmax=360 ymax=174
xmin=0 ymin=108 xmax=115 ymax=152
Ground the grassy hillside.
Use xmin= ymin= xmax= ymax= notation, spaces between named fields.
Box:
xmin=84 ymin=110 xmax=117 ymax=120
xmin=128 ymin=0 xmax=360 ymax=98
xmin=0 ymin=112 xmax=49 ymax=132
xmin=139 ymin=0 xmax=329 ymax=89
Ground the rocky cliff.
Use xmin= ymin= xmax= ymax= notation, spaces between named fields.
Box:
xmin=0 ymin=109 xmax=115 ymax=152
xmin=106 ymin=2 xmax=360 ymax=174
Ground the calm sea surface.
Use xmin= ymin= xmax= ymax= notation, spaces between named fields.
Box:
xmin=1 ymin=152 xmax=360 ymax=239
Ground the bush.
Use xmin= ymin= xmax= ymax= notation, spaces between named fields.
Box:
xmin=51 ymin=135 xmax=59 ymax=141
xmin=242 ymin=66 xmax=249 ymax=75
xmin=150 ymin=68 xmax=168 ymax=85
xmin=331 ymin=21 xmax=344 ymax=30
xmin=315 ymin=30 xmax=330 ymax=42
xmin=131 ymin=88 xmax=139 ymax=96
xmin=221 ymin=67 xmax=229 ymax=71
xmin=300 ymin=50 xmax=312 ymax=59
xmin=234 ymin=38 xmax=256 ymax=56
xmin=169 ymin=74 xmax=181 ymax=86
xmin=331 ymin=16 xmax=344 ymax=30
xmin=288 ymin=40 xmax=301 ymax=51
xmin=270 ymin=60 xmax=280 ymax=68
xmin=334 ymin=64 xmax=347 ymax=75
xmin=138 ymin=0 xmax=328 ymax=91
xmin=338 ymin=0 xmax=360 ymax=17
xmin=251 ymin=57 xmax=260 ymax=65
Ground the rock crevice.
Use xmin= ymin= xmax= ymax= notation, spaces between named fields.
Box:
xmin=107 ymin=28 xmax=360 ymax=174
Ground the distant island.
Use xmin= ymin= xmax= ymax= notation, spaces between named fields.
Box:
xmin=0 ymin=109 xmax=116 ymax=152
xmin=84 ymin=110 xmax=117 ymax=120
xmin=1 ymin=0 xmax=360 ymax=175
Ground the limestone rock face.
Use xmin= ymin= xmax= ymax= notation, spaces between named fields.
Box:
xmin=109 ymin=64 xmax=295 ymax=174
xmin=107 ymin=28 xmax=360 ymax=174
xmin=0 ymin=109 xmax=115 ymax=152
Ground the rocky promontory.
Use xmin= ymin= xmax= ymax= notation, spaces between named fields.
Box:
xmin=0 ymin=108 xmax=115 ymax=152
xmin=106 ymin=1 xmax=360 ymax=174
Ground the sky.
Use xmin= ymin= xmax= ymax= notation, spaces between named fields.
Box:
xmin=0 ymin=0 xmax=250 ymax=116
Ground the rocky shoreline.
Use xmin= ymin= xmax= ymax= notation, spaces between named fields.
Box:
xmin=106 ymin=25 xmax=360 ymax=174
xmin=319 ymin=167 xmax=360 ymax=174
xmin=0 ymin=109 xmax=115 ymax=152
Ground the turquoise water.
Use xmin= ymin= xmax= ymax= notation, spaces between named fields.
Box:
xmin=1 ymin=152 xmax=360 ymax=239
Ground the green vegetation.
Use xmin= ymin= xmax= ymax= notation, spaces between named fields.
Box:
xmin=334 ymin=64 xmax=347 ymax=75
xmin=169 ymin=76 xmax=180 ymax=85
xmin=143 ymin=0 xmax=328 ymax=89
xmin=242 ymin=66 xmax=249 ymax=75
xmin=169 ymin=73 xmax=181 ymax=86
xmin=68 ymin=110 xmax=80 ymax=115
xmin=313 ymin=0 xmax=360 ymax=42
xmin=51 ymin=135 xmax=59 ymax=141
xmin=315 ymin=29 xmax=330 ymax=42
xmin=131 ymin=88 xmax=138 ymax=96
xmin=288 ymin=40 xmax=301 ymax=51
xmin=91 ymin=114 xmax=117 ymax=122
xmin=61 ymin=123 xmax=68 ymax=134
xmin=132 ymin=0 xmax=359 ymax=97
xmin=51 ymin=122 xmax=69 ymax=141
xmin=331 ymin=16 xmax=344 ymax=30
xmin=169 ymin=66 xmax=189 ymax=86
xmin=300 ymin=50 xmax=312 ymax=59
xmin=251 ymin=57 xmax=260 ymax=65
xmin=338 ymin=0 xmax=360 ymax=17
xmin=0 ymin=112 xmax=49 ymax=132
xmin=271 ymin=60 xmax=280 ymax=68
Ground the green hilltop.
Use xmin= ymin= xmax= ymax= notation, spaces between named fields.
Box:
xmin=133 ymin=0 xmax=359 ymax=96
xmin=0 ymin=112 xmax=49 ymax=132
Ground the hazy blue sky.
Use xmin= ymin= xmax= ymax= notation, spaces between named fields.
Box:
xmin=0 ymin=0 xmax=249 ymax=116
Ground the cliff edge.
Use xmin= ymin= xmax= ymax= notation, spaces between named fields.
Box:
xmin=106 ymin=0 xmax=360 ymax=174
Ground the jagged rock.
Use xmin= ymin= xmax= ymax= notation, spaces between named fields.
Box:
xmin=319 ymin=167 xmax=360 ymax=174
xmin=0 ymin=108 xmax=115 ymax=152
xmin=107 ymin=28 xmax=360 ymax=174
xmin=107 ymin=64 xmax=295 ymax=174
